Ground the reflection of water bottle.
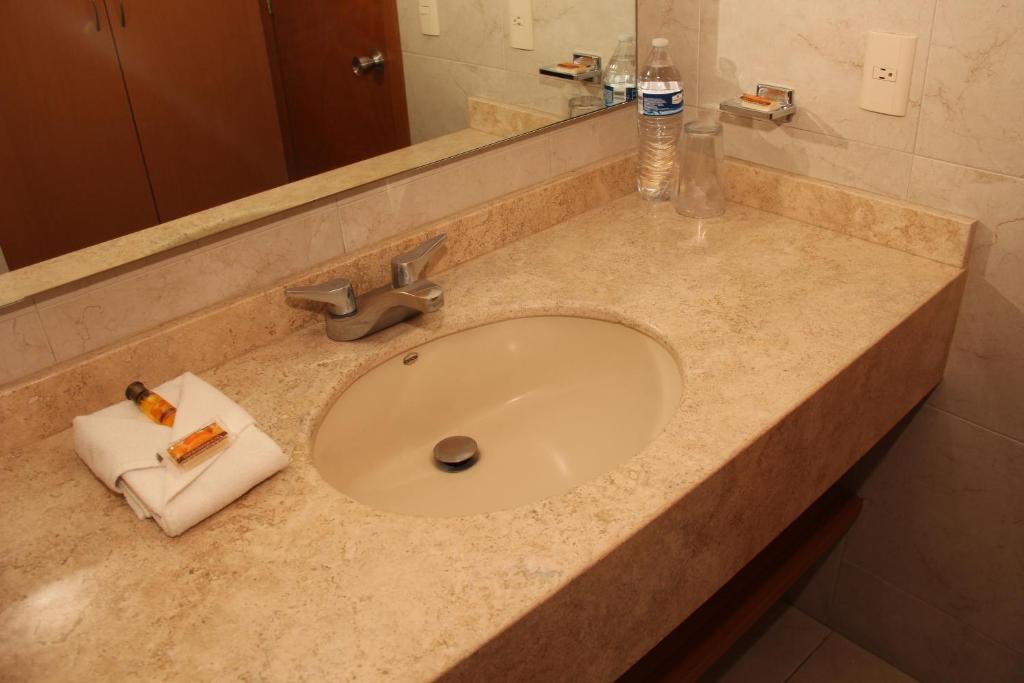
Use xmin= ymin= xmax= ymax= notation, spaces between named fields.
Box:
xmin=603 ymin=33 xmax=637 ymax=107
xmin=637 ymin=38 xmax=684 ymax=201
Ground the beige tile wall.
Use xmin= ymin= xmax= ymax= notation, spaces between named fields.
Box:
xmin=842 ymin=408 xmax=1024 ymax=666
xmin=0 ymin=106 xmax=636 ymax=388
xmin=644 ymin=0 xmax=1024 ymax=678
xmin=396 ymin=0 xmax=635 ymax=142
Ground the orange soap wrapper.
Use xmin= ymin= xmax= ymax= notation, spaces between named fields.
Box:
xmin=159 ymin=421 xmax=231 ymax=470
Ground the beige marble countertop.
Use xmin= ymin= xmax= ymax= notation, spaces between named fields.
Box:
xmin=0 ymin=196 xmax=965 ymax=681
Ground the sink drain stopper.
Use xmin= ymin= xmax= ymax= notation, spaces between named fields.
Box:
xmin=433 ymin=435 xmax=479 ymax=469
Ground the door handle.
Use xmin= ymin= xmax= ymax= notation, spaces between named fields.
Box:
xmin=119 ymin=0 xmax=126 ymax=27
xmin=352 ymin=50 xmax=385 ymax=76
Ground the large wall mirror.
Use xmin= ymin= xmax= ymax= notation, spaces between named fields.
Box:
xmin=0 ymin=0 xmax=636 ymax=305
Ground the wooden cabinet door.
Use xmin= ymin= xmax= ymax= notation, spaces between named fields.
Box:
xmin=267 ymin=0 xmax=411 ymax=179
xmin=107 ymin=0 xmax=289 ymax=222
xmin=0 ymin=1 xmax=159 ymax=270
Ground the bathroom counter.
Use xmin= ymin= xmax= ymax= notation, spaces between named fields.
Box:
xmin=0 ymin=195 xmax=967 ymax=681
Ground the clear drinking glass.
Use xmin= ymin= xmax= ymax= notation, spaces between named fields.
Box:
xmin=568 ymin=95 xmax=604 ymax=117
xmin=673 ymin=120 xmax=725 ymax=218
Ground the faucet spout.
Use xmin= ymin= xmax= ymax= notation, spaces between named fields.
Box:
xmin=380 ymin=281 xmax=444 ymax=313
xmin=323 ymin=280 xmax=444 ymax=341
xmin=285 ymin=234 xmax=447 ymax=342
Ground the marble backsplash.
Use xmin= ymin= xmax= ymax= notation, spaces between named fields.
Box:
xmin=0 ymin=107 xmax=636 ymax=390
xmin=0 ymin=150 xmax=639 ymax=451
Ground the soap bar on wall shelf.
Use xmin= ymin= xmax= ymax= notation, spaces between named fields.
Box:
xmin=719 ymin=84 xmax=796 ymax=122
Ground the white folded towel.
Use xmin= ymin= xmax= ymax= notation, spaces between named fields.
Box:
xmin=72 ymin=372 xmax=289 ymax=536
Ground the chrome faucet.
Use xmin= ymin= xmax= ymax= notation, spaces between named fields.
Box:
xmin=285 ymin=234 xmax=446 ymax=341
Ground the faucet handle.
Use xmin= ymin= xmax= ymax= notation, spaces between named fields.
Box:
xmin=391 ymin=233 xmax=447 ymax=288
xmin=284 ymin=278 xmax=357 ymax=317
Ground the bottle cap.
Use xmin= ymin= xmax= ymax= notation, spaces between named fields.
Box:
xmin=618 ymin=33 xmax=634 ymax=42
xmin=125 ymin=381 xmax=148 ymax=402
xmin=652 ymin=37 xmax=669 ymax=48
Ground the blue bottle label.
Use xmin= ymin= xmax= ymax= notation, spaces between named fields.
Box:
xmin=641 ymin=90 xmax=683 ymax=116
xmin=604 ymin=85 xmax=639 ymax=106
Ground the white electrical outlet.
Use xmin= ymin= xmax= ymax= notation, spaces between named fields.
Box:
xmin=872 ymin=65 xmax=897 ymax=82
xmin=860 ymin=31 xmax=917 ymax=116
xmin=509 ymin=0 xmax=534 ymax=51
xmin=418 ymin=0 xmax=439 ymax=36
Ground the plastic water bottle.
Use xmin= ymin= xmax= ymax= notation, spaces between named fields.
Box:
xmin=603 ymin=33 xmax=637 ymax=107
xmin=637 ymin=38 xmax=684 ymax=201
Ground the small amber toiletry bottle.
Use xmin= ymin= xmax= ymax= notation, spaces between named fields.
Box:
xmin=125 ymin=381 xmax=176 ymax=426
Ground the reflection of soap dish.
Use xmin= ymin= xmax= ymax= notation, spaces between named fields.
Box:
xmin=543 ymin=63 xmax=587 ymax=77
xmin=539 ymin=52 xmax=602 ymax=83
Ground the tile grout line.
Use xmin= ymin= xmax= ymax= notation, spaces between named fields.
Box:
xmin=782 ymin=629 xmax=834 ymax=683
xmin=926 ymin=403 xmax=1024 ymax=449
xmin=824 ymin=562 xmax=931 ymax=678
xmin=905 ymin=150 xmax=922 ymax=204
xmin=898 ymin=156 xmax=913 ymax=202
xmin=31 ymin=302 xmax=60 ymax=368
xmin=910 ymin=0 xmax=943 ymax=159
xmin=824 ymin=537 xmax=849 ymax=624
xmin=399 ymin=50 xmax=533 ymax=82
xmin=690 ymin=104 xmax=919 ymax=163
xmin=702 ymin=96 xmax=1024 ymax=188
xmin=837 ymin=558 xmax=1024 ymax=659
xmin=910 ymin=150 xmax=1024 ymax=183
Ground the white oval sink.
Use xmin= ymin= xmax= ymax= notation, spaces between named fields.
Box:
xmin=312 ymin=316 xmax=682 ymax=517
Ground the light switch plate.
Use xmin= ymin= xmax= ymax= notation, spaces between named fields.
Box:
xmin=418 ymin=0 xmax=439 ymax=36
xmin=860 ymin=31 xmax=917 ymax=116
xmin=509 ymin=0 xmax=534 ymax=51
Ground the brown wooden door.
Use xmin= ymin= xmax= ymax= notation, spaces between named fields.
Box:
xmin=266 ymin=0 xmax=410 ymax=179
xmin=0 ymin=1 xmax=159 ymax=271
xmin=107 ymin=0 xmax=289 ymax=222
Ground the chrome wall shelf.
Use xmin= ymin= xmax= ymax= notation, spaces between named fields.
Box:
xmin=720 ymin=83 xmax=796 ymax=122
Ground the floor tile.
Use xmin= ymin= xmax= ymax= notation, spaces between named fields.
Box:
xmin=788 ymin=632 xmax=917 ymax=683
xmin=702 ymin=604 xmax=830 ymax=683
xmin=828 ymin=562 xmax=1024 ymax=683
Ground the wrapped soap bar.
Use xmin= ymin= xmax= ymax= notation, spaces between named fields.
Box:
xmin=160 ymin=422 xmax=231 ymax=470
xmin=739 ymin=93 xmax=781 ymax=112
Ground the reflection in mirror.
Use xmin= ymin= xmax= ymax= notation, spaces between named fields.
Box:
xmin=0 ymin=0 xmax=635 ymax=296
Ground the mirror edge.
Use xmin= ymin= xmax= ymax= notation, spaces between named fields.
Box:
xmin=0 ymin=102 xmax=633 ymax=311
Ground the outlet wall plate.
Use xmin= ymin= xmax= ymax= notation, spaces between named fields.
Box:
xmin=860 ymin=31 xmax=917 ymax=116
xmin=418 ymin=0 xmax=440 ymax=36
xmin=509 ymin=0 xmax=534 ymax=50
